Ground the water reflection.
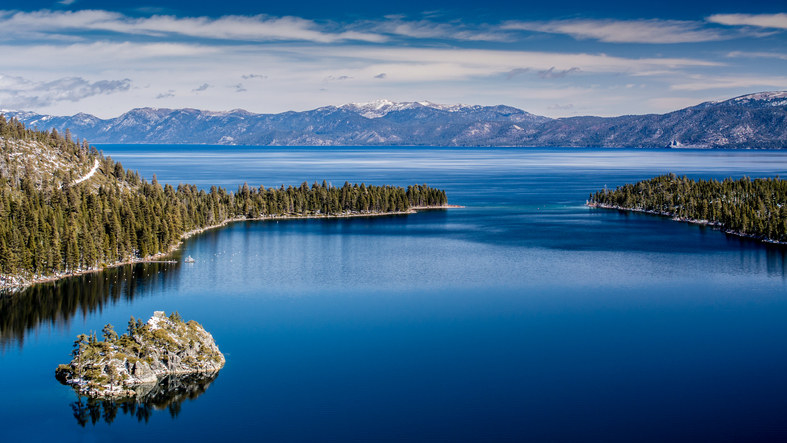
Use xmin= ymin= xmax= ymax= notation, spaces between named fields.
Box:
xmin=0 ymin=261 xmax=179 ymax=350
xmin=68 ymin=371 xmax=219 ymax=427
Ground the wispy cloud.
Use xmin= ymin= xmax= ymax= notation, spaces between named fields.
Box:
xmin=726 ymin=51 xmax=787 ymax=60
xmin=314 ymin=46 xmax=720 ymax=80
xmin=505 ymin=67 xmax=580 ymax=80
xmin=0 ymin=37 xmax=727 ymax=118
xmin=0 ymin=74 xmax=130 ymax=108
xmin=669 ymin=75 xmax=787 ymax=91
xmin=0 ymin=8 xmax=781 ymax=118
xmin=538 ymin=67 xmax=580 ymax=79
xmin=505 ymin=68 xmax=529 ymax=80
xmin=0 ymin=9 xmax=387 ymax=43
xmin=363 ymin=17 xmax=511 ymax=42
xmin=502 ymin=19 xmax=727 ymax=43
xmin=242 ymin=74 xmax=267 ymax=80
xmin=707 ymin=13 xmax=787 ymax=30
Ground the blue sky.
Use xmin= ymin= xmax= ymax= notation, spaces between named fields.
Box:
xmin=0 ymin=0 xmax=785 ymax=118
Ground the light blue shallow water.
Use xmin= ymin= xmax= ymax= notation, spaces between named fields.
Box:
xmin=2 ymin=147 xmax=787 ymax=441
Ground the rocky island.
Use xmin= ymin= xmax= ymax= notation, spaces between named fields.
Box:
xmin=56 ymin=311 xmax=225 ymax=399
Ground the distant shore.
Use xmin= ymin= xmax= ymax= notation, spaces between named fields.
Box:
xmin=587 ymin=202 xmax=787 ymax=246
xmin=0 ymin=205 xmax=463 ymax=293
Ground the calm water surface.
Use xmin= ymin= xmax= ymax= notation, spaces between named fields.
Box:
xmin=2 ymin=147 xmax=787 ymax=441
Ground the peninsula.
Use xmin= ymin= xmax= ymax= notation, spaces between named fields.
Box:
xmin=56 ymin=311 xmax=224 ymax=399
xmin=588 ymin=174 xmax=787 ymax=244
xmin=0 ymin=116 xmax=449 ymax=290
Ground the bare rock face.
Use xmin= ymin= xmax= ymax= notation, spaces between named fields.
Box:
xmin=55 ymin=311 xmax=224 ymax=399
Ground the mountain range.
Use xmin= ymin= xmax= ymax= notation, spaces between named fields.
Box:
xmin=3 ymin=92 xmax=786 ymax=148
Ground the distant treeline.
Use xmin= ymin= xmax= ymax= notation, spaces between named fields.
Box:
xmin=0 ymin=118 xmax=447 ymax=282
xmin=1 ymin=114 xmax=81 ymax=146
xmin=589 ymin=174 xmax=787 ymax=243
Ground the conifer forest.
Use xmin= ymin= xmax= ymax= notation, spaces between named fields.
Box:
xmin=589 ymin=174 xmax=787 ymax=243
xmin=0 ymin=116 xmax=447 ymax=283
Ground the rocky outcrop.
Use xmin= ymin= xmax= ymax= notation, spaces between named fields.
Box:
xmin=56 ymin=311 xmax=224 ymax=399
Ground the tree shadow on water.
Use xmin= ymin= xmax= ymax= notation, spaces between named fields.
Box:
xmin=68 ymin=371 xmax=219 ymax=427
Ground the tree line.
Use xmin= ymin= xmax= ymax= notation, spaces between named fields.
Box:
xmin=589 ymin=173 xmax=787 ymax=242
xmin=0 ymin=117 xmax=447 ymax=282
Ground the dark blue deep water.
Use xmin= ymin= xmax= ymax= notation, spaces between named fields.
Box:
xmin=2 ymin=147 xmax=787 ymax=442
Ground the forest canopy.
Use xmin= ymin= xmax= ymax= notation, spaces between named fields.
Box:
xmin=0 ymin=115 xmax=447 ymax=285
xmin=589 ymin=174 xmax=787 ymax=243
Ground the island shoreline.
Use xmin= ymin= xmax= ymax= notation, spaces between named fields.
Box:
xmin=1 ymin=204 xmax=464 ymax=293
xmin=587 ymin=202 xmax=787 ymax=246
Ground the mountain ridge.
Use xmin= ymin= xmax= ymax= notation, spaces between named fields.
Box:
xmin=3 ymin=91 xmax=786 ymax=148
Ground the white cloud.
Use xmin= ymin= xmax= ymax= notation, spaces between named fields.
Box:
xmin=669 ymin=75 xmax=787 ymax=91
xmin=0 ymin=8 xmax=776 ymax=119
xmin=362 ymin=18 xmax=511 ymax=42
xmin=242 ymin=74 xmax=267 ymax=80
xmin=0 ymin=38 xmax=727 ymax=118
xmin=707 ymin=13 xmax=787 ymax=30
xmin=0 ymin=9 xmax=387 ymax=43
xmin=0 ymin=74 xmax=130 ymax=108
xmin=726 ymin=51 xmax=787 ymax=60
xmin=156 ymin=89 xmax=174 ymax=99
xmin=502 ymin=19 xmax=727 ymax=43
xmin=310 ymin=46 xmax=719 ymax=80
xmin=538 ymin=67 xmax=580 ymax=79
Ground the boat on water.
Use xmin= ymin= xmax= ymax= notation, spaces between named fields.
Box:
xmin=184 ymin=255 xmax=195 ymax=263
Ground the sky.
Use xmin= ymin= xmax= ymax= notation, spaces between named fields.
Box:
xmin=0 ymin=0 xmax=785 ymax=118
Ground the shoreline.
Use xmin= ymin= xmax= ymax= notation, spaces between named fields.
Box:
xmin=0 ymin=205 xmax=462 ymax=293
xmin=587 ymin=202 xmax=787 ymax=246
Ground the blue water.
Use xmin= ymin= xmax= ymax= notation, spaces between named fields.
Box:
xmin=2 ymin=147 xmax=787 ymax=441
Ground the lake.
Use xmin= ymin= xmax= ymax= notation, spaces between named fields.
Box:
xmin=2 ymin=146 xmax=787 ymax=441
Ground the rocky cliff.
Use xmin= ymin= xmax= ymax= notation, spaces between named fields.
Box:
xmin=56 ymin=311 xmax=225 ymax=399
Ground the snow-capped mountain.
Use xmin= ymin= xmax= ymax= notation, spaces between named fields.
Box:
xmin=2 ymin=93 xmax=786 ymax=148
xmin=727 ymin=91 xmax=787 ymax=107
xmin=341 ymin=100 xmax=488 ymax=118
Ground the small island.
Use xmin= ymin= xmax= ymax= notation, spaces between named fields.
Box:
xmin=56 ymin=311 xmax=225 ymax=399
xmin=588 ymin=174 xmax=787 ymax=244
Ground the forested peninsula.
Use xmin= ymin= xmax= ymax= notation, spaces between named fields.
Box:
xmin=0 ymin=115 xmax=448 ymax=290
xmin=588 ymin=174 xmax=787 ymax=244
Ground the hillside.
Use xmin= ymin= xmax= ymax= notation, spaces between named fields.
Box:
xmin=4 ymin=92 xmax=786 ymax=148
xmin=0 ymin=117 xmax=448 ymax=290
xmin=522 ymin=92 xmax=787 ymax=148
xmin=0 ymin=119 xmax=116 ymax=191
